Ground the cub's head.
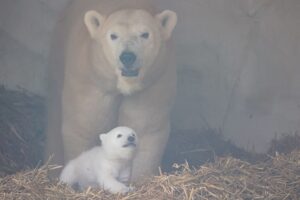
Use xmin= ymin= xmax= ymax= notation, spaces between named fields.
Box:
xmin=99 ymin=126 xmax=138 ymax=160
xmin=84 ymin=9 xmax=177 ymax=95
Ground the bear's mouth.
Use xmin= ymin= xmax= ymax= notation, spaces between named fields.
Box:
xmin=121 ymin=69 xmax=139 ymax=77
xmin=122 ymin=142 xmax=137 ymax=148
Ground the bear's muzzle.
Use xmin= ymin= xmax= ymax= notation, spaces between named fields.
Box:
xmin=119 ymin=51 xmax=139 ymax=77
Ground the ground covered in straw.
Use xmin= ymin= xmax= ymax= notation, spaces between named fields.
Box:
xmin=0 ymin=151 xmax=299 ymax=200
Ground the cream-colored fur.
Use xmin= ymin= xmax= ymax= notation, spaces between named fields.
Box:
xmin=45 ymin=0 xmax=177 ymax=182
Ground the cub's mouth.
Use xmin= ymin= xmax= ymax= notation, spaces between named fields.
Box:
xmin=121 ymin=68 xmax=139 ymax=77
xmin=122 ymin=142 xmax=137 ymax=148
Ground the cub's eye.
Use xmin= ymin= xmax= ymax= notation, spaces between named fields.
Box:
xmin=110 ymin=33 xmax=118 ymax=40
xmin=117 ymin=134 xmax=122 ymax=138
xmin=141 ymin=32 xmax=149 ymax=39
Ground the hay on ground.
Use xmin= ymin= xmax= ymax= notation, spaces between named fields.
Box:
xmin=0 ymin=151 xmax=299 ymax=200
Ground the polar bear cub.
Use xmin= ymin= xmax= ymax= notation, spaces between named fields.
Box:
xmin=59 ymin=126 xmax=138 ymax=194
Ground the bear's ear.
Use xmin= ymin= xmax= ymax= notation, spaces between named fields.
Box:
xmin=84 ymin=10 xmax=105 ymax=38
xmin=156 ymin=10 xmax=177 ymax=40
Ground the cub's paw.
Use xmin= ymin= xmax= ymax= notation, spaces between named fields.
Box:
xmin=128 ymin=185 xmax=135 ymax=192
xmin=108 ymin=184 xmax=130 ymax=194
xmin=120 ymin=186 xmax=131 ymax=194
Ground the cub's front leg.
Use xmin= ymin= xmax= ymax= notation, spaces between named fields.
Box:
xmin=118 ymin=166 xmax=132 ymax=184
xmin=97 ymin=174 xmax=130 ymax=194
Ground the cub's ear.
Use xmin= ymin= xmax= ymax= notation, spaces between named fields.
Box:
xmin=84 ymin=10 xmax=105 ymax=38
xmin=156 ymin=10 xmax=177 ymax=40
xmin=99 ymin=133 xmax=107 ymax=142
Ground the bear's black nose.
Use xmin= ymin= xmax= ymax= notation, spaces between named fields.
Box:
xmin=119 ymin=51 xmax=136 ymax=68
xmin=128 ymin=136 xmax=135 ymax=142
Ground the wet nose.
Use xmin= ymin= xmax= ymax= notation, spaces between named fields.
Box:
xmin=119 ymin=51 xmax=136 ymax=68
xmin=128 ymin=136 xmax=135 ymax=142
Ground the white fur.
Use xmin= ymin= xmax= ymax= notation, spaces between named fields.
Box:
xmin=60 ymin=127 xmax=138 ymax=194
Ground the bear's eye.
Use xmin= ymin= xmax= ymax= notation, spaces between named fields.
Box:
xmin=117 ymin=134 xmax=122 ymax=138
xmin=141 ymin=32 xmax=149 ymax=39
xmin=110 ymin=33 xmax=118 ymax=40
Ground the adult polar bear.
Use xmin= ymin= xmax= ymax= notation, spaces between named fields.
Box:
xmin=45 ymin=0 xmax=177 ymax=182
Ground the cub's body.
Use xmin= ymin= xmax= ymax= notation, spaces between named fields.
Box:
xmin=60 ymin=127 xmax=137 ymax=194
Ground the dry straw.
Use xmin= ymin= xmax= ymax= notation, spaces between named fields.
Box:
xmin=0 ymin=150 xmax=299 ymax=200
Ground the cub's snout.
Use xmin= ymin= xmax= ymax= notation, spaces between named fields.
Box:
xmin=128 ymin=135 xmax=135 ymax=142
xmin=123 ymin=134 xmax=137 ymax=148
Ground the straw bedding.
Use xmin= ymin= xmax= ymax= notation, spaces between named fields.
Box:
xmin=0 ymin=151 xmax=299 ymax=200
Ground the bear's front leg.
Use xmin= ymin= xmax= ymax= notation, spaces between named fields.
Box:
xmin=62 ymin=84 xmax=120 ymax=162
xmin=118 ymin=98 xmax=171 ymax=182
xmin=131 ymin=123 xmax=170 ymax=182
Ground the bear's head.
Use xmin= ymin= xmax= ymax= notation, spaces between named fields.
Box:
xmin=99 ymin=126 xmax=138 ymax=161
xmin=84 ymin=9 xmax=177 ymax=95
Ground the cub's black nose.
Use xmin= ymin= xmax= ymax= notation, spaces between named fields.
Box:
xmin=119 ymin=51 xmax=136 ymax=68
xmin=128 ymin=136 xmax=135 ymax=142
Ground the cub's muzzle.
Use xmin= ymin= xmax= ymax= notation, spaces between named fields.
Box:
xmin=122 ymin=135 xmax=137 ymax=148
